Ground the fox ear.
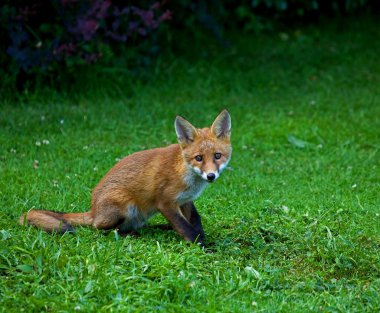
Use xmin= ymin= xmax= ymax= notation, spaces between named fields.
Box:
xmin=175 ymin=116 xmax=198 ymax=144
xmin=211 ymin=110 xmax=231 ymax=138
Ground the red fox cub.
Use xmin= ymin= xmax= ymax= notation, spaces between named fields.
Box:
xmin=19 ymin=110 xmax=232 ymax=246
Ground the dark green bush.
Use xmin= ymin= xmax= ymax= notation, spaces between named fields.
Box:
xmin=0 ymin=0 xmax=376 ymax=90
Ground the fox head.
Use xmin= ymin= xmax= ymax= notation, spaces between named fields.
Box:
xmin=175 ymin=110 xmax=232 ymax=183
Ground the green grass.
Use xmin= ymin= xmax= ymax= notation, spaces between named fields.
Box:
xmin=1 ymin=17 xmax=379 ymax=312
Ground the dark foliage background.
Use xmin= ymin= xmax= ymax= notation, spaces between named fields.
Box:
xmin=0 ymin=0 xmax=377 ymax=91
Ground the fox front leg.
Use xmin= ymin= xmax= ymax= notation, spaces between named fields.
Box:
xmin=158 ymin=203 xmax=205 ymax=246
xmin=180 ymin=202 xmax=205 ymax=243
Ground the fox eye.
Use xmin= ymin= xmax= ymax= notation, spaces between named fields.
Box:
xmin=214 ymin=153 xmax=222 ymax=160
xmin=195 ymin=155 xmax=203 ymax=162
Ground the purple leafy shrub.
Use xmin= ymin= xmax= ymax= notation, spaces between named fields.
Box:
xmin=1 ymin=0 xmax=171 ymax=77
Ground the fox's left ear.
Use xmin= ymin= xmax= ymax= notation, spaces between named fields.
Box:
xmin=211 ymin=110 xmax=231 ymax=138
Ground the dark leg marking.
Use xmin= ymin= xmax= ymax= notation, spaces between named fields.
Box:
xmin=180 ymin=202 xmax=205 ymax=242
xmin=160 ymin=206 xmax=205 ymax=247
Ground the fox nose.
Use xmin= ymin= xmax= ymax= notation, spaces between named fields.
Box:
xmin=206 ymin=173 xmax=216 ymax=182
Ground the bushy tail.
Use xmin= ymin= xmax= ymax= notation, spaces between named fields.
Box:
xmin=19 ymin=209 xmax=93 ymax=233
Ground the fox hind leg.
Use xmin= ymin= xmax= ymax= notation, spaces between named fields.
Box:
xmin=92 ymin=204 xmax=149 ymax=235
xmin=92 ymin=204 xmax=126 ymax=230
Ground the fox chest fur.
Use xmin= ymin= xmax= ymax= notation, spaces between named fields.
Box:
xmin=176 ymin=168 xmax=208 ymax=204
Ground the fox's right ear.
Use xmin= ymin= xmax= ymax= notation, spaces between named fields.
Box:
xmin=175 ymin=116 xmax=198 ymax=144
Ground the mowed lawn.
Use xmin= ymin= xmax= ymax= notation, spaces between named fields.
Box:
xmin=0 ymin=17 xmax=379 ymax=312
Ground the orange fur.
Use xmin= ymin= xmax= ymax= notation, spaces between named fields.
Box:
xmin=19 ymin=110 xmax=232 ymax=244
